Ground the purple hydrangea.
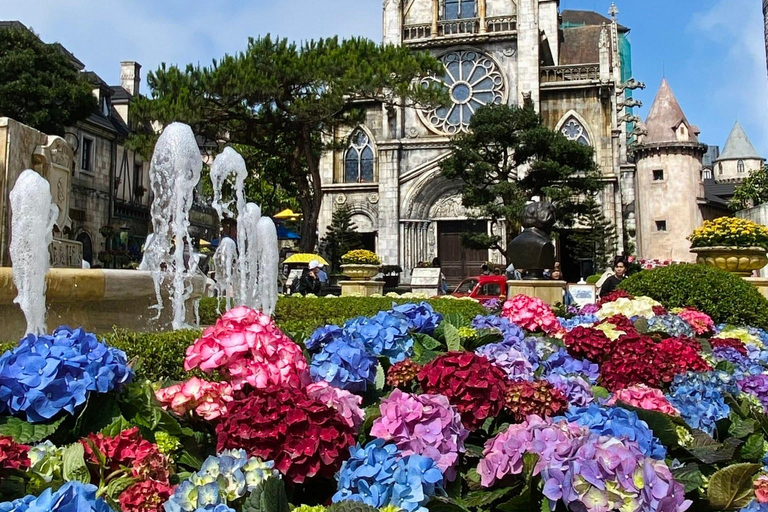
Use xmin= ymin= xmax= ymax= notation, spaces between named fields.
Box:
xmin=474 ymin=343 xmax=534 ymax=381
xmin=370 ymin=389 xmax=468 ymax=481
xmin=471 ymin=315 xmax=526 ymax=345
xmin=738 ymin=374 xmax=768 ymax=411
xmin=541 ymin=348 xmax=600 ymax=383
xmin=390 ymin=302 xmax=443 ymax=335
xmin=579 ymin=304 xmax=601 ymax=315
xmin=546 ymin=374 xmax=594 ymax=408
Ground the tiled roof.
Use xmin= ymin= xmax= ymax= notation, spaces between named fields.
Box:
xmin=560 ymin=25 xmax=601 ymax=65
xmin=642 ymin=79 xmax=699 ymax=144
xmin=561 ymin=10 xmax=629 ymax=32
xmin=717 ymin=122 xmax=764 ymax=162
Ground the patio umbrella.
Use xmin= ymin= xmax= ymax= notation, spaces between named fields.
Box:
xmin=276 ymin=224 xmax=301 ymax=240
xmin=274 ymin=209 xmax=302 ymax=221
xmin=284 ymin=253 xmax=329 ymax=266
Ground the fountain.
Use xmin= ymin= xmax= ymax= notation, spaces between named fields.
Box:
xmin=237 ymin=202 xmax=261 ymax=308
xmin=9 ymin=170 xmax=58 ymax=334
xmin=210 ymin=147 xmax=247 ymax=223
xmin=212 ymin=237 xmax=238 ymax=314
xmin=256 ymin=217 xmax=279 ymax=315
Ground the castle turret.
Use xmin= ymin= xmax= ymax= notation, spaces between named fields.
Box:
xmin=714 ymin=121 xmax=765 ymax=182
xmin=632 ymin=79 xmax=707 ymax=262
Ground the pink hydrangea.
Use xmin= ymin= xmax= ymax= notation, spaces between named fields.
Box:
xmin=606 ymin=384 xmax=680 ymax=416
xmin=370 ymin=389 xmax=469 ymax=481
xmin=501 ymin=295 xmax=561 ymax=334
xmin=155 ymin=377 xmax=233 ymax=420
xmin=184 ymin=306 xmax=309 ymax=390
xmin=306 ymin=381 xmax=365 ymax=431
xmin=677 ymin=308 xmax=714 ymax=335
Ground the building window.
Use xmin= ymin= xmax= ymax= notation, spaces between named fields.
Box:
xmin=653 ymin=169 xmax=664 ymax=181
xmin=655 ymin=220 xmax=667 ymax=232
xmin=561 ymin=118 xmax=591 ymax=146
xmin=703 ymin=169 xmax=712 ymax=180
xmin=81 ymin=137 xmax=94 ymax=172
xmin=719 ymin=163 xmax=723 ymax=175
xmin=738 ymin=160 xmax=745 ymax=173
xmin=444 ymin=0 xmax=476 ymax=19
xmin=344 ymin=129 xmax=375 ymax=183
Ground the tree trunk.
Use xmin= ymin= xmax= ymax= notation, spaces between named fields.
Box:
xmin=297 ymin=126 xmax=323 ymax=253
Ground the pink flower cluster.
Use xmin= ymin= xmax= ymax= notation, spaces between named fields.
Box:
xmin=155 ymin=377 xmax=234 ymax=420
xmin=371 ymin=389 xmax=468 ymax=481
xmin=184 ymin=306 xmax=309 ymax=390
xmin=501 ymin=295 xmax=560 ymax=334
xmin=306 ymin=381 xmax=365 ymax=431
xmin=755 ymin=474 xmax=768 ymax=503
xmin=605 ymin=384 xmax=680 ymax=416
xmin=677 ymin=308 xmax=715 ymax=335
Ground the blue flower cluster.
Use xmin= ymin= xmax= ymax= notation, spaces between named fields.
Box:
xmin=556 ymin=314 xmax=598 ymax=332
xmin=471 ymin=315 xmax=526 ymax=346
xmin=334 ymin=439 xmax=443 ymax=512
xmin=344 ymin=312 xmax=413 ymax=363
xmin=646 ymin=315 xmax=694 ymax=338
xmin=559 ymin=404 xmax=667 ymax=460
xmin=739 ymin=500 xmax=768 ymax=512
xmin=305 ymin=325 xmax=346 ymax=352
xmin=541 ymin=348 xmax=600 ymax=383
xmin=390 ymin=302 xmax=443 ymax=335
xmin=0 ymin=327 xmax=132 ymax=423
xmin=0 ymin=481 xmax=114 ymax=512
xmin=546 ymin=374 xmax=594 ymax=408
xmin=666 ymin=371 xmax=736 ymax=436
xmin=165 ymin=449 xmax=277 ymax=512
xmin=310 ymin=337 xmax=378 ymax=393
xmin=713 ymin=346 xmax=757 ymax=373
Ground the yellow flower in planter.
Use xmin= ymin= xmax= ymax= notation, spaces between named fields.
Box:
xmin=341 ymin=249 xmax=382 ymax=265
xmin=688 ymin=217 xmax=768 ymax=249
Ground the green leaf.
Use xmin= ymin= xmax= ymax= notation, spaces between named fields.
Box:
xmin=177 ymin=450 xmax=204 ymax=470
xmin=62 ymin=443 xmax=90 ymax=484
xmin=443 ymin=313 xmax=468 ymax=329
xmin=742 ymin=433 xmax=766 ymax=462
xmin=242 ymin=477 xmax=289 ymax=512
xmin=522 ymin=453 xmax=539 ymax=482
xmin=497 ymin=486 xmax=532 ymax=512
xmin=0 ymin=416 xmax=64 ymax=443
xmin=707 ymin=463 xmax=761 ymax=510
xmin=618 ymin=403 xmax=680 ymax=448
xmin=444 ymin=323 xmax=462 ymax=352
xmin=414 ymin=333 xmax=442 ymax=350
xmin=426 ymin=496 xmax=470 ymax=512
xmin=729 ymin=413 xmax=757 ymax=439
xmin=591 ymin=386 xmax=610 ymax=400
xmin=688 ymin=430 xmax=741 ymax=464
xmin=717 ymin=360 xmax=738 ymax=373
xmin=413 ymin=349 xmax=440 ymax=365
xmin=375 ymin=364 xmax=386 ymax=391
xmin=100 ymin=416 xmax=133 ymax=437
xmin=358 ymin=405 xmax=381 ymax=444
xmin=104 ymin=476 xmax=136 ymax=501
xmin=463 ymin=485 xmax=517 ymax=507
xmin=671 ymin=464 xmax=705 ymax=493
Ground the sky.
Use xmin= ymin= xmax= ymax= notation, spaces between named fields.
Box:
xmin=2 ymin=0 xmax=766 ymax=155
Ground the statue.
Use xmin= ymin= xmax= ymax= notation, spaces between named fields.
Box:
xmin=508 ymin=202 xmax=556 ymax=279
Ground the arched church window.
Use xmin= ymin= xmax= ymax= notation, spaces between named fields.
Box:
xmin=738 ymin=160 xmax=745 ymax=173
xmin=718 ymin=163 xmax=723 ymax=175
xmin=419 ymin=50 xmax=505 ymax=135
xmin=444 ymin=0 xmax=476 ymax=19
xmin=561 ymin=117 xmax=591 ymax=146
xmin=344 ymin=130 xmax=375 ymax=183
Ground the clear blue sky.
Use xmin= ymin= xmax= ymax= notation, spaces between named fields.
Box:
xmin=3 ymin=0 xmax=766 ymax=155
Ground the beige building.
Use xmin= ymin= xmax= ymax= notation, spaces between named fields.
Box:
xmin=318 ymin=1 xmax=644 ymax=283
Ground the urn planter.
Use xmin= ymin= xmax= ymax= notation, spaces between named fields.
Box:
xmin=691 ymin=246 xmax=768 ymax=277
xmin=340 ymin=264 xmax=380 ymax=281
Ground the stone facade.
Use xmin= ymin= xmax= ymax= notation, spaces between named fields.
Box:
xmin=319 ymin=0 xmax=642 ymax=282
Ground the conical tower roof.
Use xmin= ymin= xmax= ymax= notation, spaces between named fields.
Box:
xmin=642 ymin=79 xmax=699 ymax=144
xmin=716 ymin=121 xmax=764 ymax=162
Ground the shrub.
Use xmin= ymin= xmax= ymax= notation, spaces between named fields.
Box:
xmin=620 ymin=264 xmax=768 ymax=329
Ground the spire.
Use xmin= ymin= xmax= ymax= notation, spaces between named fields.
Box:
xmin=641 ymin=79 xmax=699 ymax=144
xmin=716 ymin=121 xmax=764 ymax=162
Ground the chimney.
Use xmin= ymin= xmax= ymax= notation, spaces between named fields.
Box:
xmin=120 ymin=61 xmax=141 ymax=97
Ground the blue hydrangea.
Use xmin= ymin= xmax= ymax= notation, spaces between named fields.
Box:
xmin=310 ymin=337 xmax=378 ymax=392
xmin=389 ymin=302 xmax=443 ymax=335
xmin=646 ymin=315 xmax=694 ymax=338
xmin=305 ymin=325 xmax=345 ymax=352
xmin=713 ymin=346 xmax=758 ymax=373
xmin=334 ymin=439 xmax=443 ymax=512
xmin=739 ymin=500 xmax=768 ymax=512
xmin=0 ymin=481 xmax=114 ymax=512
xmin=344 ymin=312 xmax=413 ymax=363
xmin=747 ymin=344 xmax=768 ymax=366
xmin=0 ymin=327 xmax=132 ymax=423
xmin=471 ymin=315 xmax=526 ymax=346
xmin=557 ymin=314 xmax=599 ymax=332
xmin=541 ymin=348 xmax=600 ymax=383
xmin=475 ymin=343 xmax=533 ymax=381
xmin=666 ymin=371 xmax=736 ymax=436
xmin=559 ymin=404 xmax=667 ymax=460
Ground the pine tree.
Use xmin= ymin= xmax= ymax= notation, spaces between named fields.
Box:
xmin=320 ymin=205 xmax=363 ymax=273
xmin=569 ymin=199 xmax=618 ymax=271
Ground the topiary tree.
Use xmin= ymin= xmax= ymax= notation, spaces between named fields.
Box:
xmin=620 ymin=264 xmax=768 ymax=329
xmin=320 ymin=205 xmax=363 ymax=273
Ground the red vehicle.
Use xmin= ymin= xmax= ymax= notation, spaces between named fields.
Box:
xmin=451 ymin=275 xmax=507 ymax=304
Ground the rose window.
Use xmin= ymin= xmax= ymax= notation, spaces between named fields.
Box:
xmin=561 ymin=118 xmax=591 ymax=146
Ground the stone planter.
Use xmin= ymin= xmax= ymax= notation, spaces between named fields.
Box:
xmin=691 ymin=246 xmax=768 ymax=277
xmin=340 ymin=264 xmax=380 ymax=281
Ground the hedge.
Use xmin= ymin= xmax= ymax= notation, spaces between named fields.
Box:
xmin=620 ymin=263 xmax=768 ymax=329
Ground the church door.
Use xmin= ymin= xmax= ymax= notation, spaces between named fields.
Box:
xmin=437 ymin=221 xmax=488 ymax=286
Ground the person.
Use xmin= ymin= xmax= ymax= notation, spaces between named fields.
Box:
xmin=432 ymin=257 xmax=448 ymax=294
xmin=481 ymin=264 xmax=491 ymax=275
xmin=506 ymin=262 xmax=522 ymax=280
xmin=297 ymin=260 xmax=322 ymax=295
xmin=599 ymin=257 xmax=628 ymax=298
xmin=551 ymin=263 xmax=574 ymax=305
xmin=316 ymin=263 xmax=328 ymax=285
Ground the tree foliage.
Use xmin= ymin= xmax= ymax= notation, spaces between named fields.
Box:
xmin=130 ymin=35 xmax=446 ymax=251
xmin=729 ymin=165 xmax=768 ymax=211
xmin=439 ymin=104 xmax=603 ymax=263
xmin=568 ymin=198 xmax=618 ymax=271
xmin=0 ymin=25 xmax=96 ymax=135
xmin=319 ymin=205 xmax=363 ymax=273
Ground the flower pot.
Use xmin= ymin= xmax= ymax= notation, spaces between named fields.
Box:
xmin=341 ymin=264 xmax=379 ymax=281
xmin=690 ymin=246 xmax=768 ymax=277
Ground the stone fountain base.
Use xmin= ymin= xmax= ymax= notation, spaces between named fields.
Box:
xmin=0 ymin=268 xmax=207 ymax=340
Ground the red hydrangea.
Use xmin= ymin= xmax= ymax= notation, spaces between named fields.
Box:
xmin=418 ymin=352 xmax=508 ymax=430
xmin=0 ymin=436 xmax=29 ymax=470
xmin=564 ymin=326 xmax=612 ymax=362
xmin=81 ymin=427 xmax=170 ymax=482
xmin=652 ymin=305 xmax=669 ymax=316
xmin=711 ymin=337 xmax=748 ymax=356
xmin=601 ymin=335 xmax=661 ymax=391
xmin=599 ymin=290 xmax=633 ymax=304
xmin=119 ymin=479 xmax=174 ymax=512
xmin=598 ymin=315 xmax=638 ymax=337
xmin=215 ymin=385 xmax=356 ymax=483
xmin=387 ymin=359 xmax=422 ymax=389
xmin=504 ymin=380 xmax=568 ymax=422
xmin=655 ymin=337 xmax=711 ymax=384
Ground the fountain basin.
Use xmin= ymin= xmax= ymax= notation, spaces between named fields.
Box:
xmin=0 ymin=268 xmax=206 ymax=339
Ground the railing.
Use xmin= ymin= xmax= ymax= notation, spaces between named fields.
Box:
xmin=402 ymin=15 xmax=517 ymax=41
xmin=540 ymin=64 xmax=600 ymax=84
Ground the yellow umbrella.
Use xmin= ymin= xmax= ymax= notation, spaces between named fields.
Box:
xmin=198 ymin=239 xmax=211 ymax=246
xmin=284 ymin=253 xmax=329 ymax=265
xmin=274 ymin=209 xmax=302 ymax=220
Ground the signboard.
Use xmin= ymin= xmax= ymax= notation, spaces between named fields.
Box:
xmin=568 ymin=284 xmax=597 ymax=308
xmin=49 ymin=238 xmax=83 ymax=268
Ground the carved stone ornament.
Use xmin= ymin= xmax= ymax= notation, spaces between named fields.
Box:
xmin=368 ymin=193 xmax=380 ymax=204
xmin=503 ymin=46 xmax=517 ymax=57
xmin=335 ymin=194 xmax=347 ymax=205
xmin=429 ymin=195 xmax=466 ymax=219
xmin=407 ymin=126 xmax=419 ymax=138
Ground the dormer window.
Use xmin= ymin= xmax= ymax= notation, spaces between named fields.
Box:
xmin=444 ymin=0 xmax=476 ymax=20
xmin=676 ymin=123 xmax=688 ymax=141
xmin=738 ymin=160 xmax=745 ymax=173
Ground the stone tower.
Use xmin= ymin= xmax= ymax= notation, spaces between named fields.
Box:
xmin=632 ymin=79 xmax=706 ymax=262
xmin=714 ymin=121 xmax=766 ymax=182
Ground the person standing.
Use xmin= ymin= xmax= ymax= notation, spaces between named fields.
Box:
xmin=599 ymin=257 xmax=628 ymax=298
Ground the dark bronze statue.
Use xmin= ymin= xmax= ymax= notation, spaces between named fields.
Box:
xmin=508 ymin=202 xmax=556 ymax=280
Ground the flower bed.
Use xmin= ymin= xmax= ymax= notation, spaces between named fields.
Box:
xmin=4 ymin=294 xmax=768 ymax=511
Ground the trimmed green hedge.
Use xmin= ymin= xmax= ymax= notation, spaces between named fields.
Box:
xmin=620 ymin=264 xmax=768 ymax=329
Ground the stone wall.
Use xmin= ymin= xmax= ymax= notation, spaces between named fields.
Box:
xmin=738 ymin=203 xmax=768 ymax=278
